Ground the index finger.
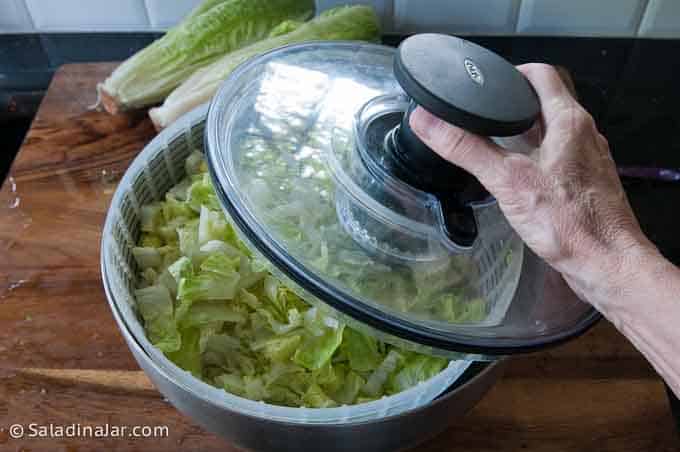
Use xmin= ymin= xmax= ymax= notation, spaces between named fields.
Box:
xmin=517 ymin=63 xmax=576 ymax=121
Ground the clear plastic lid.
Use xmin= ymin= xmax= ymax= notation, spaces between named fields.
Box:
xmin=206 ymin=41 xmax=599 ymax=355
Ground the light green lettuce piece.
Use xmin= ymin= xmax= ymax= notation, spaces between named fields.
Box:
xmin=100 ymin=0 xmax=314 ymax=111
xmin=302 ymin=383 xmax=337 ymax=408
xmin=267 ymin=384 xmax=303 ymax=406
xmin=158 ymin=246 xmax=181 ymax=271
xmin=167 ymin=327 xmax=202 ymax=378
xmin=185 ymin=151 xmax=205 ymax=177
xmin=167 ymin=177 xmax=193 ymax=202
xmin=243 ymin=375 xmax=269 ymax=401
xmin=140 ymin=203 xmax=163 ymax=233
xmin=139 ymin=267 xmax=158 ymax=288
xmin=180 ymin=300 xmax=247 ymax=328
xmin=162 ymin=196 xmax=196 ymax=224
xmin=216 ymin=373 xmax=247 ymax=397
xmin=158 ymin=255 xmax=193 ymax=295
xmin=200 ymin=240 xmax=243 ymax=258
xmin=132 ymin=247 xmax=162 ymax=269
xmin=198 ymin=205 xmax=230 ymax=245
xmin=177 ymin=219 xmax=201 ymax=263
xmin=293 ymin=324 xmax=345 ymax=371
xmin=198 ymin=322 xmax=223 ymax=353
xmin=177 ymin=271 xmax=239 ymax=307
xmin=200 ymin=251 xmax=240 ymax=276
xmin=237 ymin=288 xmax=261 ymax=310
xmin=313 ymin=362 xmax=347 ymax=398
xmin=187 ymin=175 xmax=222 ymax=212
xmin=255 ymin=306 xmax=303 ymax=336
xmin=362 ymin=350 xmax=403 ymax=397
xmin=331 ymin=370 xmax=365 ymax=405
xmin=434 ymin=293 xmax=487 ymax=324
xmin=237 ymin=256 xmax=267 ymax=290
xmin=251 ymin=333 xmax=302 ymax=362
xmin=387 ymin=354 xmax=448 ymax=394
xmin=140 ymin=233 xmax=163 ymax=248
xmin=341 ymin=328 xmax=383 ymax=373
xmin=202 ymin=333 xmax=241 ymax=365
xmin=135 ymin=285 xmax=181 ymax=353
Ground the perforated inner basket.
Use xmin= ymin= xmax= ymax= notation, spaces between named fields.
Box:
xmin=100 ymin=105 xmax=471 ymax=424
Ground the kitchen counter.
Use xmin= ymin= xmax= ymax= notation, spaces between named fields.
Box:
xmin=0 ymin=61 xmax=678 ymax=451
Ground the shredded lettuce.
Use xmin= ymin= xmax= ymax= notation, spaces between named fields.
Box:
xmin=133 ymin=151 xmax=459 ymax=407
xmin=387 ymin=353 xmax=448 ymax=394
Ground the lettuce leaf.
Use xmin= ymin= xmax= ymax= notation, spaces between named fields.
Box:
xmin=135 ymin=285 xmax=181 ymax=352
xmin=293 ymin=324 xmax=345 ymax=371
xmin=341 ymin=328 xmax=383 ymax=373
xmin=362 ymin=350 xmax=403 ymax=397
xmin=387 ymin=354 xmax=448 ymax=394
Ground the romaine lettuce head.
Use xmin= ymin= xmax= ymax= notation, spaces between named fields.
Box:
xmin=149 ymin=5 xmax=382 ymax=129
xmin=101 ymin=0 xmax=315 ymax=111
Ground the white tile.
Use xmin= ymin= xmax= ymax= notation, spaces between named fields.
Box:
xmin=0 ymin=0 xmax=34 ymax=32
xmin=26 ymin=0 xmax=150 ymax=31
xmin=639 ymin=0 xmax=680 ymax=37
xmin=316 ymin=0 xmax=393 ymax=31
xmin=517 ymin=0 xmax=646 ymax=37
xmin=393 ymin=0 xmax=520 ymax=34
xmin=145 ymin=0 xmax=203 ymax=29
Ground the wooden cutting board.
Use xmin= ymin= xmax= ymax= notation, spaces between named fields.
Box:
xmin=0 ymin=63 xmax=677 ymax=452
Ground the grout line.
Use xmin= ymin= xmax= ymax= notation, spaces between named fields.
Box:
xmin=21 ymin=0 xmax=37 ymax=31
xmin=511 ymin=0 xmax=523 ymax=34
xmin=391 ymin=0 xmax=402 ymax=32
xmin=140 ymin=0 xmax=152 ymax=29
xmin=635 ymin=0 xmax=652 ymax=37
xmin=384 ymin=0 xmax=395 ymax=34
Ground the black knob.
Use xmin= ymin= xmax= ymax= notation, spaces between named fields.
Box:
xmin=389 ymin=34 xmax=540 ymax=248
xmin=394 ymin=34 xmax=540 ymax=137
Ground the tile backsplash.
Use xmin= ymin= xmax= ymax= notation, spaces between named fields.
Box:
xmin=0 ymin=0 xmax=677 ymax=37
xmin=24 ymin=0 xmax=150 ymax=32
xmin=517 ymin=0 xmax=648 ymax=37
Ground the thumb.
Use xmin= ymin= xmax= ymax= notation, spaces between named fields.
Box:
xmin=409 ymin=107 xmax=507 ymax=189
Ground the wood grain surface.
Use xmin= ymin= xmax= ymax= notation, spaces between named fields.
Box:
xmin=0 ymin=64 xmax=677 ymax=452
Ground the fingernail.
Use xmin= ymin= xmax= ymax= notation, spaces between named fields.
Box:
xmin=409 ymin=107 xmax=440 ymax=141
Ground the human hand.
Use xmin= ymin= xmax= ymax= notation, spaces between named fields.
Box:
xmin=409 ymin=63 xmax=655 ymax=307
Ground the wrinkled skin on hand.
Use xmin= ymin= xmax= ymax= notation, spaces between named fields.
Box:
xmin=409 ymin=63 xmax=649 ymax=306
xmin=412 ymin=63 xmax=680 ymax=399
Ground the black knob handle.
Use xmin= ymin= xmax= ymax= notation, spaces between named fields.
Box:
xmin=389 ymin=34 xmax=540 ymax=248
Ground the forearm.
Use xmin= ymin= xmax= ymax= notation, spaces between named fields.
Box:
xmin=566 ymin=240 xmax=680 ymax=396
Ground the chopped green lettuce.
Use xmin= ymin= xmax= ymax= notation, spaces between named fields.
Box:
xmin=387 ymin=354 xmax=448 ymax=394
xmin=341 ymin=328 xmax=383 ymax=373
xmin=293 ymin=323 xmax=345 ymax=371
xmin=362 ymin=350 xmax=403 ymax=397
xmin=133 ymin=152 xmax=458 ymax=407
xmin=135 ymin=285 xmax=181 ymax=353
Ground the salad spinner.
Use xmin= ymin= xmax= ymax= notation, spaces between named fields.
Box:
xmin=205 ymin=34 xmax=600 ymax=357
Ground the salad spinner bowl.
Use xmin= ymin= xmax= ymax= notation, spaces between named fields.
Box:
xmin=101 ymin=104 xmax=503 ymax=451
